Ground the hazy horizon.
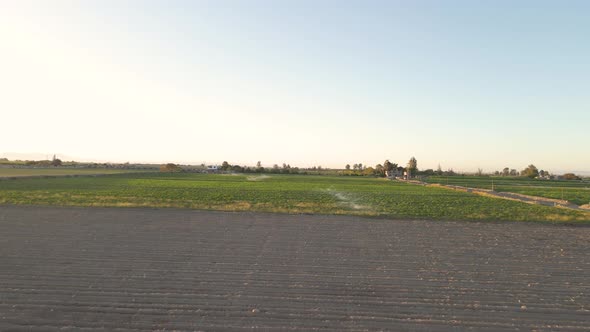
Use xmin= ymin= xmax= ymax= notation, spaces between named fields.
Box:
xmin=2 ymin=1 xmax=589 ymax=173
xmin=3 ymin=151 xmax=589 ymax=176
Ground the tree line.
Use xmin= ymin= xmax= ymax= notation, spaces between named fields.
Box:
xmin=6 ymin=155 xmax=581 ymax=180
xmin=491 ymin=164 xmax=581 ymax=180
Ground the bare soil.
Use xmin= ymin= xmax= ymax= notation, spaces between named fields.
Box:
xmin=1 ymin=206 xmax=589 ymax=331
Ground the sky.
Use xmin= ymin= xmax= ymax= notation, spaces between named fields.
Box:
xmin=1 ymin=0 xmax=589 ymax=173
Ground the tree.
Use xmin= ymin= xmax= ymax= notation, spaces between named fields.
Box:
xmin=407 ymin=157 xmax=417 ymax=177
xmin=444 ymin=168 xmax=456 ymax=176
xmin=51 ymin=154 xmax=62 ymax=167
xmin=345 ymin=164 xmax=351 ymax=170
xmin=353 ymin=163 xmax=359 ymax=170
xmin=436 ymin=164 xmax=443 ymax=176
xmin=522 ymin=164 xmax=539 ymax=178
xmin=160 ymin=163 xmax=182 ymax=172
xmin=421 ymin=169 xmax=435 ymax=176
xmin=281 ymin=163 xmax=292 ymax=174
xmin=510 ymin=169 xmax=518 ymax=176
xmin=383 ymin=160 xmax=394 ymax=176
xmin=476 ymin=168 xmax=483 ymax=176
xmin=375 ymin=164 xmax=384 ymax=176
xmin=363 ymin=167 xmax=375 ymax=176
xmin=220 ymin=161 xmax=231 ymax=171
xmin=563 ymin=173 xmax=580 ymax=180
xmin=502 ymin=167 xmax=510 ymax=176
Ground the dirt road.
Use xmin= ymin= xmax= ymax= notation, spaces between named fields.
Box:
xmin=1 ymin=206 xmax=589 ymax=331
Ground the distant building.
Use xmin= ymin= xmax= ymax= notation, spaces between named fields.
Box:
xmin=385 ymin=169 xmax=403 ymax=179
xmin=206 ymin=165 xmax=219 ymax=173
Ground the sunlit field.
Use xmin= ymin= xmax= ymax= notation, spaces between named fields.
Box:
xmin=1 ymin=173 xmax=588 ymax=222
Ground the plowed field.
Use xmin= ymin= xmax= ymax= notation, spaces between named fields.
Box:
xmin=1 ymin=206 xmax=589 ymax=331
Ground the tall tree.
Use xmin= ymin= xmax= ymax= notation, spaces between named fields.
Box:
xmin=407 ymin=157 xmax=417 ymax=177
xmin=383 ymin=160 xmax=394 ymax=176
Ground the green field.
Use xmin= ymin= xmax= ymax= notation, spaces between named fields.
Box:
xmin=0 ymin=173 xmax=588 ymax=222
xmin=0 ymin=168 xmax=152 ymax=177
xmin=425 ymin=176 xmax=590 ymax=206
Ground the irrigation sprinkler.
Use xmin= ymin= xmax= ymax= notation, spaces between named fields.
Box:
xmin=561 ymin=187 xmax=564 ymax=200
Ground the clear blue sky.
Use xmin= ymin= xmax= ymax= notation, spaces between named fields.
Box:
xmin=1 ymin=1 xmax=589 ymax=173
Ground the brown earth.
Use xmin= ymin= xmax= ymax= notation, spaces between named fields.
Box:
xmin=1 ymin=206 xmax=589 ymax=331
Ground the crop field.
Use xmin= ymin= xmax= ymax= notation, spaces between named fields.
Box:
xmin=426 ymin=176 xmax=590 ymax=206
xmin=0 ymin=173 xmax=588 ymax=222
xmin=0 ymin=167 xmax=150 ymax=177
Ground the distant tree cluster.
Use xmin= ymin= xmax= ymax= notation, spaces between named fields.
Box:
xmin=19 ymin=155 xmax=62 ymax=167
xmin=160 ymin=163 xmax=183 ymax=172
xmin=23 ymin=160 xmax=54 ymax=167
xmin=342 ymin=162 xmax=376 ymax=176
xmin=214 ymin=161 xmax=333 ymax=175
xmin=341 ymin=157 xmax=419 ymax=178
xmin=489 ymin=165 xmax=583 ymax=181
xmin=563 ymin=173 xmax=581 ymax=180
xmin=496 ymin=167 xmax=519 ymax=176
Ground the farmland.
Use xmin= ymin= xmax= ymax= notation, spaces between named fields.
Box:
xmin=2 ymin=206 xmax=590 ymax=331
xmin=0 ymin=173 xmax=588 ymax=222
xmin=0 ymin=167 xmax=150 ymax=177
xmin=425 ymin=176 xmax=590 ymax=206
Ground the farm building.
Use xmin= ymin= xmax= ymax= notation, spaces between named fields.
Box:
xmin=385 ymin=169 xmax=403 ymax=178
